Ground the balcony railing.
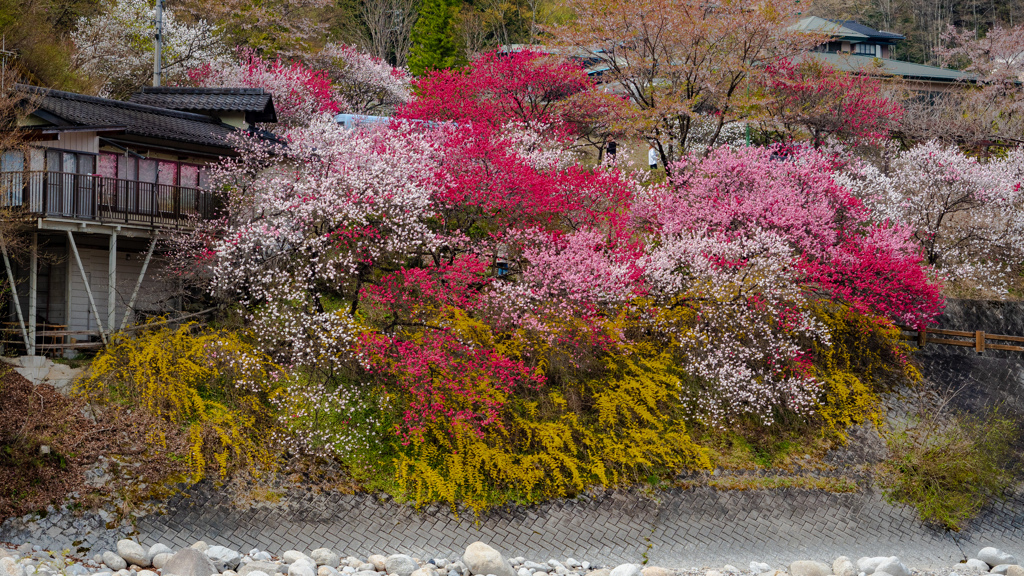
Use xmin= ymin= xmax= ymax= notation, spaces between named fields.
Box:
xmin=0 ymin=171 xmax=218 ymax=228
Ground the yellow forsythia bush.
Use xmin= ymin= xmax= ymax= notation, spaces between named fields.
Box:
xmin=75 ymin=322 xmax=283 ymax=480
xmin=812 ymin=304 xmax=920 ymax=440
xmin=393 ymin=347 xmax=711 ymax=513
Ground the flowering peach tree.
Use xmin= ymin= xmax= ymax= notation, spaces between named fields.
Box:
xmin=840 ymin=142 xmax=1024 ymax=297
xmin=186 ymin=50 xmax=949 ymax=455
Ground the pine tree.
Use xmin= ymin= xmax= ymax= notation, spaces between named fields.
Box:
xmin=407 ymin=0 xmax=462 ymax=76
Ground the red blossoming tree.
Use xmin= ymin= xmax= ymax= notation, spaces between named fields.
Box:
xmin=760 ymin=58 xmax=904 ymax=148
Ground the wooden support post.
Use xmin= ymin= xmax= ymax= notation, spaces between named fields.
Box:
xmin=976 ymin=330 xmax=985 ymax=354
xmin=108 ymin=231 xmax=117 ymax=333
xmin=0 ymin=235 xmax=30 ymax=352
xmin=918 ymin=326 xmax=926 ymax=348
xmin=66 ymin=230 xmax=108 ymax=346
xmin=119 ymin=235 xmax=157 ymax=331
xmin=27 ymin=233 xmax=36 ymax=355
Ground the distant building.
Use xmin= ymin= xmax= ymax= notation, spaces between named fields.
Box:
xmin=2 ymin=86 xmax=277 ymax=356
xmin=791 ymin=17 xmax=973 ymax=88
xmin=792 ymin=16 xmax=905 ymax=59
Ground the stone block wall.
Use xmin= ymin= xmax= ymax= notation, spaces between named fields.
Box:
xmin=913 ymin=299 xmax=1024 ymax=420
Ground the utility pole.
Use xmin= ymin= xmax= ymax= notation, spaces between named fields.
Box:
xmin=0 ymin=37 xmax=16 ymax=92
xmin=153 ymin=0 xmax=163 ymax=87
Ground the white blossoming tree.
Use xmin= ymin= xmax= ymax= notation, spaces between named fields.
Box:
xmin=72 ymin=0 xmax=228 ymax=98
xmin=840 ymin=142 xmax=1024 ymax=297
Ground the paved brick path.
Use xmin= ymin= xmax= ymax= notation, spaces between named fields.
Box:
xmin=128 ymin=484 xmax=1024 ymax=570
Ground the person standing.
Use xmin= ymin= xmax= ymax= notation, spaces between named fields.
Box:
xmin=648 ymin=145 xmax=658 ymax=170
xmin=605 ymin=136 xmax=617 ymax=161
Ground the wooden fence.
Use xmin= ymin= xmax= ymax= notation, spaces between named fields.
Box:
xmin=899 ymin=326 xmax=1024 ymax=353
xmin=0 ymin=307 xmax=218 ymax=357
xmin=0 ymin=322 xmax=104 ymax=355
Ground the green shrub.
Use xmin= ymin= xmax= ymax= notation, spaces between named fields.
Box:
xmin=880 ymin=410 xmax=1020 ymax=531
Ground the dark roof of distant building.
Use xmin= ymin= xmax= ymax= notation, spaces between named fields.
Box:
xmin=18 ymin=84 xmax=243 ymax=149
xmin=827 ymin=19 xmax=905 ymax=41
xmin=790 ymin=16 xmax=905 ymax=44
xmin=128 ymin=87 xmax=277 ymax=123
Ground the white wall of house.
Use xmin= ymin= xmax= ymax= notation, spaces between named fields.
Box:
xmin=35 ymin=132 xmax=100 ymax=154
xmin=10 ymin=244 xmax=177 ymax=336
xmin=66 ymin=246 xmax=177 ymax=333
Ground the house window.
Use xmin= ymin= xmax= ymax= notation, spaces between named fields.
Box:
xmin=1 ymin=150 xmax=24 ymax=207
xmin=44 ymin=149 xmax=97 ymax=174
xmin=180 ymin=164 xmax=199 ymax=188
xmin=99 ymin=152 xmax=207 ymax=189
xmin=854 ymin=43 xmax=879 ymax=56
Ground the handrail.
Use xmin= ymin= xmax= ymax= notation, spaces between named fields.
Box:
xmin=0 ymin=170 xmax=217 ymax=228
xmin=898 ymin=325 xmax=1024 ymax=354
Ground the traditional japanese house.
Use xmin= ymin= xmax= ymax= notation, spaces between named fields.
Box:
xmin=2 ymin=85 xmax=277 ymax=355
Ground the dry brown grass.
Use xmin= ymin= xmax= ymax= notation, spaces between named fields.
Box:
xmin=0 ymin=367 xmax=190 ymax=519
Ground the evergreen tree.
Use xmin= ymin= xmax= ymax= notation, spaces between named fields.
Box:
xmin=407 ymin=0 xmax=462 ymax=76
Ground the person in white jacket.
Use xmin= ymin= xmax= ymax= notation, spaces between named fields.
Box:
xmin=648 ymin=145 xmax=658 ymax=170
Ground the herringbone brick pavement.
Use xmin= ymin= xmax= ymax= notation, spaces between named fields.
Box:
xmin=132 ymin=484 xmax=1024 ymax=570
xmin=129 ymin=351 xmax=1024 ymax=570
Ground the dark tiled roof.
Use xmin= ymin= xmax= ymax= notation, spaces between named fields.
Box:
xmin=19 ymin=84 xmax=239 ymax=148
xmin=829 ymin=19 xmax=905 ymax=41
xmin=128 ymin=87 xmax=276 ymax=123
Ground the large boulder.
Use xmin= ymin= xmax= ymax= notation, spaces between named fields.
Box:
xmin=857 ymin=557 xmax=893 ymax=575
xmin=410 ymin=568 xmax=439 ymax=576
xmin=462 ymin=543 xmax=515 ymax=576
xmin=162 ymin=548 xmax=218 ymax=576
xmin=148 ymin=545 xmax=173 ymax=565
xmin=289 ymin=564 xmax=316 ymax=576
xmin=833 ymin=557 xmax=855 ymax=576
xmin=790 ymin=561 xmax=830 ymax=576
xmin=103 ymin=552 xmax=128 ymax=571
xmin=0 ymin=557 xmax=24 ymax=576
xmin=387 ymin=555 xmax=420 ymax=576
xmin=874 ymin=559 xmax=908 ymax=576
xmin=153 ymin=554 xmax=175 ymax=570
xmin=965 ymin=560 xmax=989 ymax=572
xmin=311 ymin=550 xmax=340 ymax=568
xmin=368 ymin=556 xmax=387 ymax=572
xmin=207 ymin=547 xmax=244 ymax=572
xmin=980 ymin=551 xmax=1018 ymax=568
xmin=609 ymin=565 xmax=643 ymax=576
xmin=283 ymin=553 xmax=312 ymax=565
xmin=117 ymin=540 xmax=149 ymax=567
xmin=239 ymin=562 xmax=283 ymax=576
xmin=1005 ymin=566 xmax=1024 ymax=576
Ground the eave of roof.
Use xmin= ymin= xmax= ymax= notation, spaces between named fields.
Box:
xmin=128 ymin=87 xmax=276 ymax=120
xmin=27 ymin=125 xmax=127 ymax=134
xmin=829 ymin=19 xmax=905 ymax=40
xmin=790 ymin=16 xmax=870 ymax=39
xmin=17 ymin=83 xmax=242 ymax=150
xmin=798 ymin=52 xmax=975 ymax=82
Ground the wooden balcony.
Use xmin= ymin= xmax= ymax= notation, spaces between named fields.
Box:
xmin=1 ymin=171 xmax=218 ymax=229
